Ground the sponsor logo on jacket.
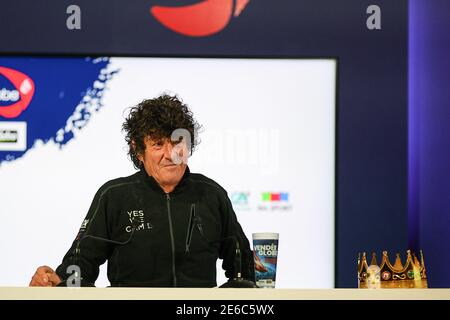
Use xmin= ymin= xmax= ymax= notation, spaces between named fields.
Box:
xmin=126 ymin=209 xmax=153 ymax=232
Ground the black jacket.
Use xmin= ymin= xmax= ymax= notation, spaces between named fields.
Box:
xmin=55 ymin=167 xmax=254 ymax=287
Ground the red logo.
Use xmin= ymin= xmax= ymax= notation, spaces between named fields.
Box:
xmin=151 ymin=0 xmax=250 ymax=37
xmin=0 ymin=67 xmax=35 ymax=118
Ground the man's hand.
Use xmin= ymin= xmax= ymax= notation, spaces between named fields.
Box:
xmin=29 ymin=266 xmax=61 ymax=287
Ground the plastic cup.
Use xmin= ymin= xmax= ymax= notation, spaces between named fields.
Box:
xmin=252 ymin=233 xmax=279 ymax=288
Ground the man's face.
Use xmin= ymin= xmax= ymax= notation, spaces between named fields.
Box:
xmin=138 ymin=137 xmax=188 ymax=192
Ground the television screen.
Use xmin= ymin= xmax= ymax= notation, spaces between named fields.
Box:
xmin=0 ymin=56 xmax=336 ymax=288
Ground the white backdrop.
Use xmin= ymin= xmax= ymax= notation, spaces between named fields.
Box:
xmin=0 ymin=58 xmax=336 ymax=288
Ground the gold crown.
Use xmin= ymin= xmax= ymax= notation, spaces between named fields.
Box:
xmin=358 ymin=250 xmax=428 ymax=289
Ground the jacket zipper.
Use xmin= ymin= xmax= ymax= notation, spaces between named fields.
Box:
xmin=166 ymin=193 xmax=177 ymax=287
xmin=185 ymin=204 xmax=195 ymax=253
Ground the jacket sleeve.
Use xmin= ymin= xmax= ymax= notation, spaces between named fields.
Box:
xmin=218 ymin=192 xmax=255 ymax=281
xmin=55 ymin=186 xmax=113 ymax=285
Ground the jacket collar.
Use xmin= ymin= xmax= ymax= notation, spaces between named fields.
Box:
xmin=139 ymin=166 xmax=190 ymax=195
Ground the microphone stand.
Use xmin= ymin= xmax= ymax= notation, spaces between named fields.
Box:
xmin=219 ymin=240 xmax=258 ymax=288
xmin=188 ymin=206 xmax=257 ymax=288
xmin=57 ymin=220 xmax=138 ymax=287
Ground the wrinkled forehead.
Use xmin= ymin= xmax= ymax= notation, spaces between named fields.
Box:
xmin=144 ymin=135 xmax=185 ymax=145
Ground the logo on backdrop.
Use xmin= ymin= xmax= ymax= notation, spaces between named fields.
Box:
xmin=150 ymin=0 xmax=251 ymax=37
xmin=0 ymin=67 xmax=35 ymax=119
xmin=230 ymin=192 xmax=251 ymax=211
xmin=231 ymin=191 xmax=293 ymax=213
xmin=0 ymin=121 xmax=27 ymax=152
xmin=258 ymin=192 xmax=292 ymax=212
xmin=0 ymin=57 xmax=114 ymax=164
xmin=262 ymin=192 xmax=289 ymax=202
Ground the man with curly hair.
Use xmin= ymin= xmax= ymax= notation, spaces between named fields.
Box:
xmin=29 ymin=94 xmax=255 ymax=288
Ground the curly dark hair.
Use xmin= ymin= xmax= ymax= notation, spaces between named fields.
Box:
xmin=122 ymin=94 xmax=201 ymax=169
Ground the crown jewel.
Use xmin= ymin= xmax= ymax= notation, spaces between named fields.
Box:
xmin=358 ymin=250 xmax=428 ymax=288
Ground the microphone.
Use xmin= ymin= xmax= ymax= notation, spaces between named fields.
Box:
xmin=218 ymin=236 xmax=259 ymax=288
xmin=57 ymin=217 xmax=140 ymax=287
xmin=185 ymin=205 xmax=257 ymax=288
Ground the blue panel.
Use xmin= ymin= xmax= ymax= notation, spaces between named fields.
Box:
xmin=0 ymin=57 xmax=111 ymax=162
xmin=409 ymin=0 xmax=450 ymax=288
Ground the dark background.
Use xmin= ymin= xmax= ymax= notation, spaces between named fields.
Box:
xmin=0 ymin=0 xmax=448 ymax=287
